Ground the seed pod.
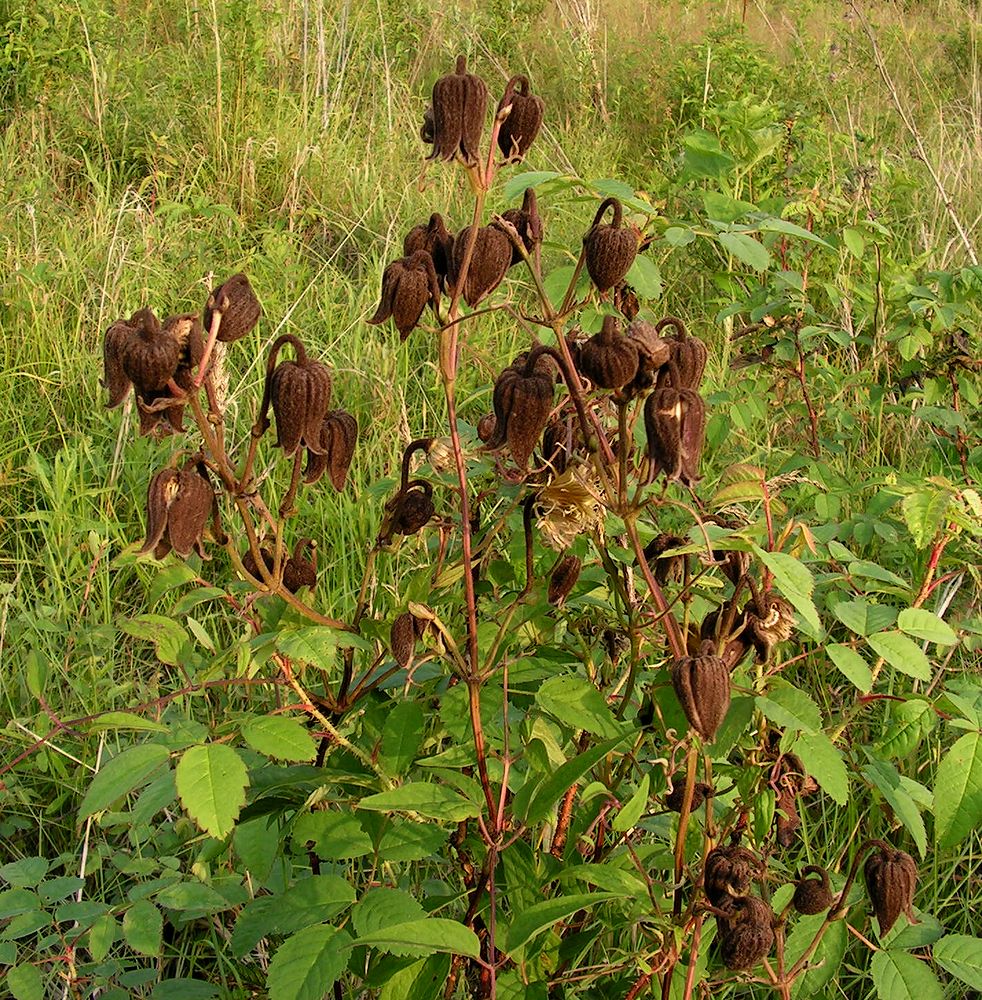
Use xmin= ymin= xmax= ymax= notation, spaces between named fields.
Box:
xmin=613 ymin=281 xmax=640 ymax=321
xmin=487 ymin=350 xmax=557 ymax=468
xmin=476 ymin=413 xmax=497 ymax=443
xmin=283 ymin=538 xmax=317 ymax=593
xmin=642 ymin=532 xmax=687 ymax=585
xmin=497 ymin=75 xmax=543 ymax=161
xmin=451 ymin=224 xmax=511 ymax=306
xmin=744 ymin=593 xmax=795 ymax=663
xmin=304 ymin=409 xmax=358 ymax=490
xmin=577 ymin=315 xmax=640 ymax=390
xmin=390 ymin=611 xmax=421 ymax=668
xmin=671 ymin=641 xmax=730 ymax=742
xmin=704 ymin=845 xmax=761 ymax=906
xmin=717 ymin=895 xmax=775 ymax=971
xmin=583 ymin=198 xmax=638 ymax=293
xmin=368 ymin=250 xmax=441 ymax=340
xmin=864 ymin=845 xmax=917 ymax=934
xmin=204 ymin=273 xmax=261 ymax=343
xmin=140 ymin=460 xmax=214 ymax=560
xmin=429 ymin=54 xmax=488 ymax=164
xmin=643 ymin=387 xmax=706 ymax=485
xmin=420 ymin=104 xmax=435 ymax=145
xmin=665 ymin=781 xmax=713 ymax=813
xmin=499 ymin=187 xmax=543 ymax=266
xmin=548 ymin=555 xmax=582 ymax=606
xmin=793 ymin=866 xmax=833 ymax=915
xmin=267 ymin=352 xmax=333 ymax=457
xmin=241 ymin=546 xmax=274 ymax=582
xmin=383 ymin=481 xmax=435 ymax=541
xmin=404 ymin=214 xmax=455 ymax=290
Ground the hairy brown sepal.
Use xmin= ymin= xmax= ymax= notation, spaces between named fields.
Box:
xmin=497 ymin=75 xmax=543 ymax=162
xmin=140 ymin=460 xmax=214 ymax=560
xmin=268 ymin=356 xmax=332 ymax=456
xmin=305 ymin=409 xmax=358 ymax=490
xmin=864 ymin=846 xmax=918 ymax=934
xmin=368 ymin=251 xmax=440 ymax=340
xmin=488 ymin=350 xmax=557 ymax=469
xmin=704 ymin=845 xmax=761 ymax=906
xmin=404 ymin=214 xmax=455 ymax=291
xmin=583 ymin=198 xmax=638 ymax=293
xmin=717 ymin=895 xmax=775 ymax=971
xmin=429 ymin=54 xmax=488 ymax=164
xmin=671 ymin=640 xmax=731 ymax=742
xmin=793 ymin=866 xmax=833 ymax=915
xmin=499 ymin=187 xmax=543 ymax=267
xmin=205 ymin=273 xmax=261 ymax=343
xmin=577 ymin=315 xmax=640 ymax=390
xmin=451 ymin=225 xmax=511 ymax=307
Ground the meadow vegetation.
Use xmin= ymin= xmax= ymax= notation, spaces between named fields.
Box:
xmin=1 ymin=1 xmax=981 ymax=998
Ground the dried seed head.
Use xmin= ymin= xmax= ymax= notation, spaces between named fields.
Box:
xmin=793 ymin=866 xmax=833 ymax=915
xmin=583 ymin=198 xmax=638 ymax=293
xmin=204 ymin=273 xmax=261 ymax=343
xmin=577 ymin=315 xmax=640 ymax=390
xmin=477 ymin=413 xmax=497 ymax=443
xmin=499 ymin=187 xmax=543 ymax=266
xmin=665 ymin=781 xmax=713 ymax=813
xmin=717 ymin=895 xmax=775 ymax=971
xmin=613 ymin=281 xmax=640 ymax=321
xmin=744 ymin=594 xmax=795 ymax=663
xmin=864 ymin=846 xmax=917 ymax=934
xmin=268 ymin=355 xmax=333 ymax=456
xmin=671 ymin=641 xmax=731 ymax=742
xmin=658 ymin=327 xmax=709 ymax=392
xmin=429 ymin=54 xmax=488 ymax=164
xmin=383 ymin=481 xmax=435 ymax=540
xmin=451 ymin=224 xmax=511 ymax=307
xmin=404 ymin=213 xmax=455 ymax=290
xmin=643 ymin=387 xmax=706 ymax=485
xmin=704 ymin=845 xmax=761 ymax=906
xmin=487 ymin=350 xmax=557 ymax=469
xmin=140 ymin=460 xmax=213 ymax=560
xmin=497 ymin=75 xmax=543 ymax=161
xmin=368 ymin=251 xmax=441 ymax=340
xmin=548 ymin=555 xmax=582 ymax=606
xmin=390 ymin=611 xmax=421 ymax=668
xmin=304 ymin=409 xmax=358 ymax=490
xmin=643 ymin=533 xmax=688 ymax=586
xmin=535 ymin=468 xmax=604 ymax=551
xmin=283 ymin=538 xmax=317 ymax=593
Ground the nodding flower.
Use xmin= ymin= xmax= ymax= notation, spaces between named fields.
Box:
xmin=496 ymin=75 xmax=543 ymax=162
xmin=427 ymin=55 xmax=488 ymax=165
xmin=304 ymin=409 xmax=358 ymax=492
xmin=486 ymin=348 xmax=558 ymax=469
xmin=577 ymin=315 xmax=640 ymax=390
xmin=583 ymin=198 xmax=638 ymax=294
xmin=203 ymin=273 xmax=261 ymax=343
xmin=260 ymin=335 xmax=333 ymax=457
xmin=368 ymin=250 xmax=441 ymax=340
xmin=139 ymin=457 xmax=215 ymax=560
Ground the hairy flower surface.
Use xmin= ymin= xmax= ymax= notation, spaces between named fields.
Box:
xmin=304 ymin=409 xmax=358 ymax=490
xmin=671 ymin=641 xmax=731 ymax=742
xmin=428 ymin=55 xmax=488 ymax=164
xmin=548 ymin=554 xmax=582 ymax=606
xmin=643 ymin=386 xmax=706 ymax=485
xmin=578 ymin=315 xmax=640 ymax=390
xmin=497 ymin=75 xmax=543 ymax=161
xmin=266 ymin=351 xmax=333 ymax=457
xmin=204 ymin=273 xmax=261 ymax=343
xmin=140 ymin=460 xmax=214 ymax=560
xmin=583 ymin=198 xmax=638 ymax=293
xmin=451 ymin=225 xmax=511 ymax=306
xmin=499 ymin=187 xmax=543 ymax=266
xmin=744 ymin=593 xmax=795 ymax=663
xmin=793 ymin=866 xmax=833 ymax=915
xmin=487 ymin=350 xmax=557 ymax=468
xmin=704 ymin=845 xmax=761 ymax=905
xmin=717 ymin=895 xmax=774 ymax=971
xmin=404 ymin=214 xmax=455 ymax=291
xmin=864 ymin=845 xmax=917 ymax=934
xmin=368 ymin=250 xmax=441 ymax=340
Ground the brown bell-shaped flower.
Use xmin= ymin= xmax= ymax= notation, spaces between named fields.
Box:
xmin=103 ymin=307 xmax=183 ymax=411
xmin=716 ymin=895 xmax=775 ymax=971
xmin=404 ymin=213 xmax=455 ymax=291
xmin=743 ymin=591 xmax=795 ymax=663
xmin=793 ymin=866 xmax=833 ymax=915
xmin=451 ymin=224 xmax=511 ymax=306
xmin=704 ymin=845 xmax=761 ymax=906
xmin=265 ymin=343 xmax=333 ymax=457
xmin=665 ymin=781 xmax=713 ymax=813
xmin=700 ymin=602 xmax=751 ymax=672
xmin=623 ymin=319 xmax=671 ymax=393
xmin=577 ymin=315 xmax=640 ymax=390
xmin=390 ymin=611 xmax=426 ymax=668
xmin=203 ymin=273 xmax=261 ymax=343
xmin=139 ymin=459 xmax=214 ymax=560
xmin=548 ymin=554 xmax=582 ymax=606
xmin=583 ymin=198 xmax=638 ymax=294
xmin=864 ymin=845 xmax=918 ymax=935
xmin=657 ymin=321 xmax=708 ymax=392
xmin=671 ymin=640 xmax=731 ymax=742
xmin=368 ymin=250 xmax=441 ymax=340
xmin=428 ymin=54 xmax=488 ymax=164
xmin=497 ymin=75 xmax=543 ymax=161
xmin=381 ymin=480 xmax=435 ymax=542
xmin=486 ymin=349 xmax=557 ymax=468
xmin=643 ymin=533 xmax=688 ymax=585
xmin=284 ymin=538 xmax=317 ymax=593
xmin=499 ymin=187 xmax=543 ymax=266
xmin=304 ymin=409 xmax=358 ymax=490
xmin=643 ymin=386 xmax=706 ymax=485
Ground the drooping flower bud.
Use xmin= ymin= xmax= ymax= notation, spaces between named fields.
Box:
xmin=577 ymin=315 xmax=640 ymax=390
xmin=497 ymin=75 xmax=543 ymax=161
xmin=486 ymin=349 xmax=557 ymax=468
xmin=583 ymin=198 xmax=638 ymax=293
xmin=499 ymin=187 xmax=543 ymax=266
xmin=266 ymin=346 xmax=333 ymax=457
xmin=203 ymin=273 xmax=261 ymax=343
xmin=704 ymin=845 xmax=761 ymax=906
xmin=428 ymin=55 xmax=488 ymax=164
xmin=283 ymin=538 xmax=317 ymax=593
xmin=451 ymin=224 xmax=511 ymax=306
xmin=864 ymin=845 xmax=917 ymax=934
xmin=548 ymin=555 xmax=582 ymax=606
xmin=657 ymin=319 xmax=708 ymax=392
xmin=139 ymin=459 xmax=214 ymax=560
xmin=368 ymin=250 xmax=441 ymax=340
xmin=390 ymin=611 xmax=426 ymax=668
xmin=381 ymin=481 xmax=435 ymax=543
xmin=716 ymin=895 xmax=775 ymax=971
xmin=793 ymin=866 xmax=833 ymax=915
xmin=404 ymin=214 xmax=455 ymax=291
xmin=304 ymin=409 xmax=358 ymax=491
xmin=671 ymin=640 xmax=731 ymax=742
xmin=643 ymin=533 xmax=688 ymax=585
xmin=643 ymin=386 xmax=706 ymax=485
xmin=665 ymin=781 xmax=713 ymax=813
xmin=743 ymin=592 xmax=795 ymax=663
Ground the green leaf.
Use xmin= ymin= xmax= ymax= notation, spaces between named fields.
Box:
xmin=787 ymin=913 xmax=846 ymax=997
xmin=827 ymin=644 xmax=873 ymax=692
xmin=155 ymin=882 xmax=232 ymax=914
xmin=870 ymin=949 xmax=943 ymax=1000
xmin=123 ymin=900 xmax=163 ymax=957
xmin=277 ymin=626 xmax=370 ymax=670
xmin=934 ymin=732 xmax=982 ymax=849
xmin=377 ymin=821 xmax=448 ymax=863
xmin=504 ymin=894 xmax=622 ymax=955
xmin=867 ymin=631 xmax=932 ymax=681
xmin=358 ymin=783 xmax=479 ymax=822
xmin=150 ymin=980 xmax=221 ymax=1000
xmin=120 ymin=614 xmax=189 ymax=666
xmin=85 ymin=712 xmax=169 ymax=734
xmin=352 ymin=888 xmax=425 ymax=938
xmin=863 ymin=757 xmax=927 ymax=857
xmin=847 ymin=560 xmax=908 ymax=590
xmin=757 ymin=217 xmax=834 ymax=249
xmin=933 ymin=934 xmax=982 ymax=991
xmin=625 ymin=255 xmax=661 ymax=300
xmin=535 ymin=675 xmax=628 ymax=739
xmin=87 ymin=913 xmax=117 ymax=962
xmin=502 ymin=170 xmax=563 ymax=202
xmin=611 ymin=774 xmax=650 ymax=833
xmin=663 ymin=226 xmax=696 ymax=247
xmin=380 ymin=702 xmax=425 ymax=777
xmin=241 ymin=716 xmax=317 ymax=762
xmin=876 ymin=698 xmax=936 ymax=759
xmin=175 ymin=744 xmax=249 ymax=839
xmin=842 ymin=227 xmax=865 ymax=258
xmin=703 ymin=191 xmax=756 ymax=223
xmin=832 ymin=599 xmax=898 ymax=636
xmin=752 ymin=546 xmax=820 ymax=635
xmin=292 ymin=812 xmax=373 ymax=860
xmin=79 ymin=744 xmax=170 ymax=818
xmin=682 ymin=132 xmax=734 ymax=179
xmin=6 ymin=965 xmax=43 ymax=1000
xmin=353 ymin=919 xmax=480 ymax=960
xmin=787 ymin=731 xmax=848 ymax=804
xmin=756 ymin=679 xmax=822 ymax=734
xmin=0 ymin=858 xmax=48 ymax=888
xmin=897 ymin=608 xmax=958 ymax=646
xmin=522 ymin=734 xmax=630 ymax=824
xmin=901 ymin=489 xmax=951 ymax=548
xmin=267 ymin=925 xmax=350 ymax=1000
xmin=718 ymin=231 xmax=771 ymax=271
